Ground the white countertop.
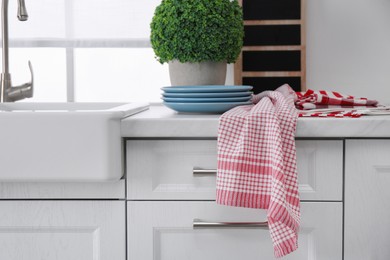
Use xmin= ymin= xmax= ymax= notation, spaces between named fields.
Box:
xmin=121 ymin=104 xmax=390 ymax=138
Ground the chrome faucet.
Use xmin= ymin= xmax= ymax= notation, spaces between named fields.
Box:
xmin=0 ymin=0 xmax=33 ymax=102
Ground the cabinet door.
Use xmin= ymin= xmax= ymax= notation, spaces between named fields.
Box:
xmin=128 ymin=201 xmax=342 ymax=260
xmin=0 ymin=201 xmax=125 ymax=260
xmin=345 ymin=140 xmax=390 ymax=259
xmin=127 ymin=140 xmax=343 ymax=201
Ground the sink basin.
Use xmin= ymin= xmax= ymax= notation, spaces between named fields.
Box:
xmin=0 ymin=102 xmax=149 ymax=182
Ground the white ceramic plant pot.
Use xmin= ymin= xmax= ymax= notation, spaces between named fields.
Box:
xmin=168 ymin=60 xmax=227 ymax=86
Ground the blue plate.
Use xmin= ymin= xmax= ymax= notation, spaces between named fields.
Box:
xmin=162 ymin=96 xmax=251 ymax=103
xmin=163 ymin=101 xmax=253 ymax=114
xmin=162 ymin=85 xmax=253 ymax=93
xmin=163 ymin=91 xmax=252 ymax=98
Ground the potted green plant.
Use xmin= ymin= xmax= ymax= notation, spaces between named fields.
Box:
xmin=150 ymin=0 xmax=244 ymax=86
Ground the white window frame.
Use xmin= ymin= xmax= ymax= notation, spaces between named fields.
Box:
xmin=9 ymin=0 xmax=153 ymax=102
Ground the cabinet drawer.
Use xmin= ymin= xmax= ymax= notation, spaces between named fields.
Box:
xmin=345 ymin=140 xmax=390 ymax=259
xmin=127 ymin=140 xmax=343 ymax=201
xmin=128 ymin=201 xmax=342 ymax=260
xmin=0 ymin=201 xmax=125 ymax=260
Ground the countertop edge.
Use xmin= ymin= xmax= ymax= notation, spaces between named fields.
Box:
xmin=121 ymin=105 xmax=390 ymax=138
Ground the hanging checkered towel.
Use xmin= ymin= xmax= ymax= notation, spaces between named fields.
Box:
xmin=296 ymin=89 xmax=379 ymax=117
xmin=216 ymin=84 xmax=300 ymax=258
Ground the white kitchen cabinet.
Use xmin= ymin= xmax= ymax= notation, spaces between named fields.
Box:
xmin=0 ymin=201 xmax=125 ymax=260
xmin=127 ymin=140 xmax=343 ymax=201
xmin=126 ymin=139 xmax=344 ymax=259
xmin=345 ymin=140 xmax=390 ymax=260
xmin=128 ymin=201 xmax=342 ymax=260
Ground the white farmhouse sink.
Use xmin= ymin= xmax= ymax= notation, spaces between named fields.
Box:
xmin=0 ymin=102 xmax=149 ymax=182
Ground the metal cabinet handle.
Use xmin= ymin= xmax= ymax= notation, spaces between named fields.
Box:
xmin=193 ymin=168 xmax=217 ymax=176
xmin=193 ymin=219 xmax=268 ymax=229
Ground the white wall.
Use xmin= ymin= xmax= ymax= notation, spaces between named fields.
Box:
xmin=307 ymin=0 xmax=390 ymax=104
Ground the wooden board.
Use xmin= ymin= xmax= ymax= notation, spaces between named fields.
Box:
xmin=235 ymin=0 xmax=306 ymax=93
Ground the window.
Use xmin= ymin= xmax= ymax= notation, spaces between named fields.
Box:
xmin=4 ymin=0 xmax=170 ymax=102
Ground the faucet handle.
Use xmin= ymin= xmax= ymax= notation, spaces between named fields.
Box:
xmin=18 ymin=60 xmax=33 ymax=97
xmin=7 ymin=61 xmax=34 ymax=101
xmin=28 ymin=60 xmax=34 ymax=87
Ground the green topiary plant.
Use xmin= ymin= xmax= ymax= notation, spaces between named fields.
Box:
xmin=150 ymin=0 xmax=244 ymax=64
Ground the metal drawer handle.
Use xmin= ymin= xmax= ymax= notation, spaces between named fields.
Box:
xmin=193 ymin=219 xmax=269 ymax=229
xmin=193 ymin=168 xmax=217 ymax=176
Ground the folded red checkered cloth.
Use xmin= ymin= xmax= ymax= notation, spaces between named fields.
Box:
xmin=296 ymin=89 xmax=378 ymax=110
xmin=295 ymin=89 xmax=378 ymax=118
xmin=297 ymin=106 xmax=365 ymax=118
xmin=216 ymin=84 xmax=300 ymax=258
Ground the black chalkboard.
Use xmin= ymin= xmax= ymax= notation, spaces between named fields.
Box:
xmin=244 ymin=25 xmax=301 ymax=46
xmin=243 ymin=51 xmax=301 ymax=71
xmin=243 ymin=0 xmax=301 ymax=20
xmin=243 ymin=77 xmax=301 ymax=93
xmin=236 ymin=0 xmax=305 ymax=91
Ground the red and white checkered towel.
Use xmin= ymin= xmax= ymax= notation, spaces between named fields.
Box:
xmin=296 ymin=89 xmax=378 ymax=109
xmin=216 ymin=84 xmax=300 ymax=258
xmin=296 ymin=89 xmax=379 ymax=117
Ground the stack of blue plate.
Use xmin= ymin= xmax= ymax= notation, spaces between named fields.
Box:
xmin=161 ymin=85 xmax=253 ymax=113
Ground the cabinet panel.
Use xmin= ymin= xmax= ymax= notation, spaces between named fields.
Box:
xmin=126 ymin=140 xmax=343 ymax=201
xmin=0 ymin=180 xmax=125 ymax=199
xmin=345 ymin=140 xmax=390 ymax=259
xmin=127 ymin=140 xmax=217 ymax=200
xmin=0 ymin=201 xmax=125 ymax=260
xmin=128 ymin=201 xmax=342 ymax=260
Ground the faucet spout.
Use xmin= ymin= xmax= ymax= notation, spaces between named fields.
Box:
xmin=17 ymin=0 xmax=28 ymax=21
xmin=0 ymin=0 xmax=33 ymax=103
